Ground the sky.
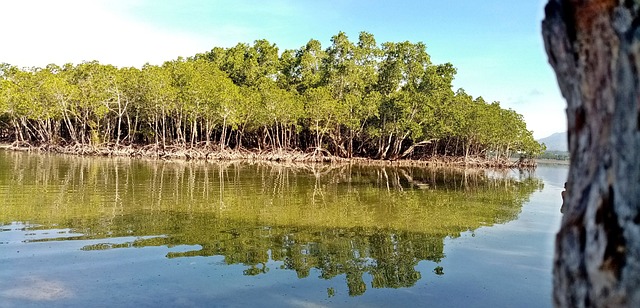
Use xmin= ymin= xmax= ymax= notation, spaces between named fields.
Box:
xmin=0 ymin=0 xmax=566 ymax=139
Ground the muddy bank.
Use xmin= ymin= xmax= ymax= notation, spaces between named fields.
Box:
xmin=0 ymin=142 xmax=537 ymax=169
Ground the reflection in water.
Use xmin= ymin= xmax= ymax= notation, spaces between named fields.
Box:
xmin=1 ymin=277 xmax=74 ymax=301
xmin=0 ymin=151 xmax=542 ymax=296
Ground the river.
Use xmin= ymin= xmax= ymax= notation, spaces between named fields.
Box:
xmin=0 ymin=150 xmax=567 ymax=307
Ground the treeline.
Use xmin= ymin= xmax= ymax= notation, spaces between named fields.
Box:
xmin=0 ymin=31 xmax=544 ymax=160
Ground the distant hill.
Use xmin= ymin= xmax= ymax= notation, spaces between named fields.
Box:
xmin=538 ymin=132 xmax=568 ymax=152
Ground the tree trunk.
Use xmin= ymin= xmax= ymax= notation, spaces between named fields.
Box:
xmin=220 ymin=117 xmax=227 ymax=150
xmin=542 ymin=1 xmax=640 ymax=307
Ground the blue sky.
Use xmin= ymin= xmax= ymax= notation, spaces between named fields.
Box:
xmin=0 ymin=0 xmax=565 ymax=138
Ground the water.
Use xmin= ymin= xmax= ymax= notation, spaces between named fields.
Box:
xmin=0 ymin=150 xmax=567 ymax=307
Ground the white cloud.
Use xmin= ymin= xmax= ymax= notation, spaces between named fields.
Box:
xmin=0 ymin=0 xmax=211 ymax=68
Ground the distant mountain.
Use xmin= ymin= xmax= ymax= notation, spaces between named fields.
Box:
xmin=538 ymin=132 xmax=568 ymax=152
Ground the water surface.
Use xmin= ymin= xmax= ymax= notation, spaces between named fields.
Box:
xmin=0 ymin=151 xmax=566 ymax=307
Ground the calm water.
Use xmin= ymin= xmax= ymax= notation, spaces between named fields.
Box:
xmin=0 ymin=150 xmax=567 ymax=307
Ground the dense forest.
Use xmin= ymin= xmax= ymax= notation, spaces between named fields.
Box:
xmin=0 ymin=32 xmax=544 ymax=161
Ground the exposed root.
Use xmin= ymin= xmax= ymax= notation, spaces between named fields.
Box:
xmin=0 ymin=142 xmax=536 ymax=169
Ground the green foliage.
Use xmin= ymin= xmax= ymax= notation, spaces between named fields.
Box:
xmin=0 ymin=32 xmax=543 ymax=159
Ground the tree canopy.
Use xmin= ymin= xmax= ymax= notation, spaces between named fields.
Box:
xmin=0 ymin=32 xmax=545 ymax=160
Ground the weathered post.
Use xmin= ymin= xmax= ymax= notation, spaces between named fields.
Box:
xmin=542 ymin=0 xmax=640 ymax=307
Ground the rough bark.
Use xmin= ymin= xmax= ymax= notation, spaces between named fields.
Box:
xmin=543 ymin=1 xmax=640 ymax=307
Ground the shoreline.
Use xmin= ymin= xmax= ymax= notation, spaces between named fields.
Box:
xmin=0 ymin=142 xmax=537 ymax=169
xmin=535 ymin=158 xmax=570 ymax=166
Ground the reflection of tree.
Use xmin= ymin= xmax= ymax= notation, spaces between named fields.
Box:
xmin=434 ymin=266 xmax=444 ymax=276
xmin=0 ymin=150 xmax=544 ymax=296
xmin=243 ymin=263 xmax=269 ymax=276
xmin=346 ymin=270 xmax=367 ymax=296
xmin=369 ymin=232 xmax=422 ymax=289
